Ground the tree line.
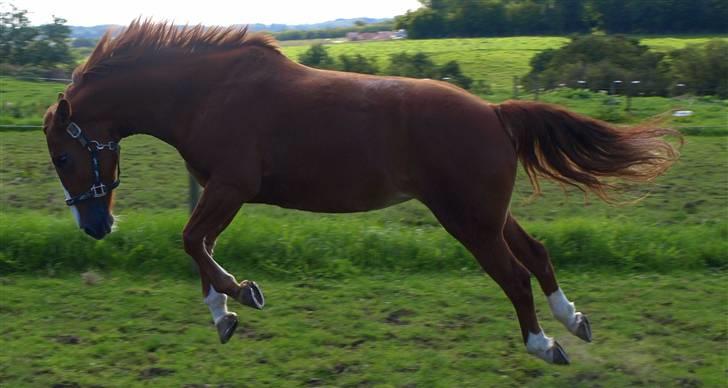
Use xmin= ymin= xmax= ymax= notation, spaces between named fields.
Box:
xmin=274 ymin=21 xmax=396 ymax=41
xmin=298 ymin=44 xmax=481 ymax=91
xmin=0 ymin=5 xmax=74 ymax=77
xmin=524 ymin=36 xmax=728 ymax=98
xmin=396 ymin=0 xmax=728 ymax=38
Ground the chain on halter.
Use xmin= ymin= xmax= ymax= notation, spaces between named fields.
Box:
xmin=64 ymin=122 xmax=121 ymax=206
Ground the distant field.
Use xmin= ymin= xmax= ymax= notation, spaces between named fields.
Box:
xmin=1 ymin=272 xmax=725 ymax=386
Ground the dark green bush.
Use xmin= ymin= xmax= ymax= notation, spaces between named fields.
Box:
xmin=524 ymin=35 xmax=669 ymax=96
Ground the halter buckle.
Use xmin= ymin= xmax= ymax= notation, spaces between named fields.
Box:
xmin=66 ymin=122 xmax=82 ymax=138
xmin=90 ymin=140 xmax=119 ymax=151
xmin=90 ymin=183 xmax=108 ymax=198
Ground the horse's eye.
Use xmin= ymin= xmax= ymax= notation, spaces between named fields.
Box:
xmin=53 ymin=154 xmax=69 ymax=168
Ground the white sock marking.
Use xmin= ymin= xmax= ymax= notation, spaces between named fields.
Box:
xmin=204 ymin=285 xmax=229 ymax=325
xmin=526 ymin=330 xmax=554 ymax=354
xmin=62 ymin=186 xmax=81 ymax=227
xmin=548 ymin=288 xmax=578 ymax=331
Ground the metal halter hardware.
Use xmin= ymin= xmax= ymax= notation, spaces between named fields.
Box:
xmin=63 ymin=122 xmax=121 ymax=206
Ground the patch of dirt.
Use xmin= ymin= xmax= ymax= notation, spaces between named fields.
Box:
xmin=384 ymin=309 xmax=415 ymax=325
xmin=305 ymin=377 xmax=323 ymax=386
xmin=349 ymin=338 xmax=366 ymax=348
xmin=711 ymin=331 xmax=726 ymax=342
xmin=52 ymin=382 xmax=80 ymax=388
xmin=675 ymin=377 xmax=703 ymax=388
xmin=439 ymin=315 xmax=476 ymax=330
xmin=569 ymin=371 xmax=603 ymax=387
xmin=643 ymin=312 xmax=676 ymax=325
xmin=81 ymin=270 xmax=103 ymax=285
xmin=55 ymin=335 xmax=80 ymax=345
xmin=524 ymin=368 xmax=544 ymax=378
xmin=138 ymin=367 xmax=175 ymax=380
xmin=332 ymin=363 xmax=349 ymax=374
xmin=238 ymin=323 xmax=274 ymax=340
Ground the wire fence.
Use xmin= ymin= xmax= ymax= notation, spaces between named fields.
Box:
xmin=9 ymin=76 xmax=73 ymax=83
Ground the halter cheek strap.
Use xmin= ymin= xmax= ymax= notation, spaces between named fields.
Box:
xmin=64 ymin=122 xmax=121 ymax=206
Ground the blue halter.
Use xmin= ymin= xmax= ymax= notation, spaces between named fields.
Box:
xmin=64 ymin=122 xmax=121 ymax=206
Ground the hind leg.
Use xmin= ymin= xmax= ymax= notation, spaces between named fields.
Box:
xmin=504 ymin=215 xmax=592 ymax=342
xmin=423 ymin=195 xmax=569 ymax=365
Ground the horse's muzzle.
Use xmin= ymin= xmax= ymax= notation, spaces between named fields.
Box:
xmin=81 ymin=202 xmax=114 ymax=240
xmin=83 ymin=220 xmax=112 ymax=240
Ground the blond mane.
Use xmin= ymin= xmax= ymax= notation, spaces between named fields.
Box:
xmin=73 ymin=19 xmax=280 ymax=83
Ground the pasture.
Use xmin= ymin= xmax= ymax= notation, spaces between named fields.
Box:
xmin=1 ymin=34 xmax=726 ymax=386
xmin=1 ymin=272 xmax=725 ymax=386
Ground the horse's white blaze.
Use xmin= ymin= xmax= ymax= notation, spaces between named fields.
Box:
xmin=526 ymin=330 xmax=554 ymax=354
xmin=204 ymin=285 xmax=229 ymax=325
xmin=62 ymin=187 xmax=81 ymax=227
xmin=548 ymin=288 xmax=577 ymax=330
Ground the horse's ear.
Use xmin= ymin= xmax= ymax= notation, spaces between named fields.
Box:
xmin=54 ymin=98 xmax=72 ymax=126
xmin=57 ymin=92 xmax=65 ymax=101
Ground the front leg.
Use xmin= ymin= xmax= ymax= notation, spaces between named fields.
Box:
xmin=183 ymin=180 xmax=264 ymax=310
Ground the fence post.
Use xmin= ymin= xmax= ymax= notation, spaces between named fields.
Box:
xmin=189 ymin=173 xmax=200 ymax=213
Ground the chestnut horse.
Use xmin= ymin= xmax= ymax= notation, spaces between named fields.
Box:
xmin=43 ymin=21 xmax=679 ymax=364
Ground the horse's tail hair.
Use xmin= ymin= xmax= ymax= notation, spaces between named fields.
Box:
xmin=495 ymin=100 xmax=682 ymax=202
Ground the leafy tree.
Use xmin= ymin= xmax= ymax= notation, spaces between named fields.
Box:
xmin=0 ymin=4 xmax=37 ymax=65
xmin=524 ymin=35 xmax=669 ymax=96
xmin=395 ymin=0 xmax=727 ymax=38
xmin=387 ymin=52 xmax=438 ymax=79
xmin=298 ymin=44 xmax=336 ymax=70
xmin=338 ymin=54 xmax=379 ymax=75
xmin=25 ymin=17 xmax=72 ymax=67
xmin=0 ymin=5 xmax=72 ymax=68
xmin=387 ymin=52 xmax=473 ymax=89
xmin=438 ymin=60 xmax=472 ymax=89
xmin=668 ymin=40 xmax=728 ymax=98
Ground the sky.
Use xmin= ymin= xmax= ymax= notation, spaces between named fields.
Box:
xmin=17 ymin=0 xmax=423 ymax=26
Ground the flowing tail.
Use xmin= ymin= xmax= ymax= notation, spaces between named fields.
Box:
xmin=496 ymin=100 xmax=681 ymax=201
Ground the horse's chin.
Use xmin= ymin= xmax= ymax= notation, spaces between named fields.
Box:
xmin=80 ymin=210 xmax=115 ymax=240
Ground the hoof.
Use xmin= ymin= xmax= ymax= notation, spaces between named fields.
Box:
xmin=216 ymin=312 xmax=238 ymax=344
xmin=236 ymin=280 xmax=265 ymax=310
xmin=547 ymin=341 xmax=571 ymax=365
xmin=572 ymin=313 xmax=592 ymax=343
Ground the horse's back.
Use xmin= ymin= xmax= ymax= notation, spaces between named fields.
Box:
xmin=251 ymin=68 xmax=516 ymax=212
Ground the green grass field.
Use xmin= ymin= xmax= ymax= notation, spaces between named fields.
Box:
xmin=1 ymin=272 xmax=725 ymax=387
xmin=1 ymin=34 xmax=726 ymax=386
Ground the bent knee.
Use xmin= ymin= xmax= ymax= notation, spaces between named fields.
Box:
xmin=183 ymin=231 xmax=204 ymax=255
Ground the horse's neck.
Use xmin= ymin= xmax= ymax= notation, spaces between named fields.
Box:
xmin=71 ymin=79 xmax=182 ymax=147
xmin=74 ymin=48 xmax=285 ymax=149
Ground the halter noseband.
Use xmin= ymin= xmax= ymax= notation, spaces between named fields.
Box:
xmin=64 ymin=122 xmax=121 ymax=206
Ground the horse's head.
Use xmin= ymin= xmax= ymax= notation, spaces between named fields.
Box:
xmin=43 ymin=95 xmax=121 ymax=240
